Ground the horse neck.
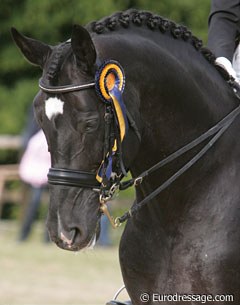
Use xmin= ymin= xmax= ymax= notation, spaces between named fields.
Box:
xmin=118 ymin=32 xmax=240 ymax=210
xmin=95 ymin=29 xmax=239 ymax=217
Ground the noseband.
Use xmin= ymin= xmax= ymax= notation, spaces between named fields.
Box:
xmin=47 ymin=168 xmax=100 ymax=189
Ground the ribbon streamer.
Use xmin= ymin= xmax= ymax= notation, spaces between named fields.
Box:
xmin=95 ymin=60 xmax=128 ymax=182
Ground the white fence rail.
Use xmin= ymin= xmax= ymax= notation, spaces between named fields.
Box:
xmin=0 ymin=135 xmax=22 ymax=217
xmin=0 ymin=135 xmax=22 ymax=149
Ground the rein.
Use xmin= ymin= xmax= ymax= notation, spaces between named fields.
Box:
xmin=39 ymin=59 xmax=240 ymax=229
xmin=118 ymin=103 xmax=240 ymax=224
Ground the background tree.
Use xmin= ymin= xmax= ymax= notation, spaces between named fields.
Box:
xmin=0 ymin=0 xmax=210 ymax=135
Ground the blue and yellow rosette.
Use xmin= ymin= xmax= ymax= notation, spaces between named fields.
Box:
xmin=95 ymin=60 xmax=129 ymax=182
xmin=95 ymin=60 xmax=128 ymax=142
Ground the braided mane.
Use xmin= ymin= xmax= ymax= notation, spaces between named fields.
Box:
xmin=87 ymin=9 xmax=215 ymax=65
xmin=47 ymin=9 xmax=217 ymax=83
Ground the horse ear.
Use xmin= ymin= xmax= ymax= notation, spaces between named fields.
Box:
xmin=11 ymin=27 xmax=52 ymax=68
xmin=71 ymin=24 xmax=96 ymax=73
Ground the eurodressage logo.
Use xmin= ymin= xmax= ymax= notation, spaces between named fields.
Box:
xmin=139 ymin=292 xmax=234 ymax=303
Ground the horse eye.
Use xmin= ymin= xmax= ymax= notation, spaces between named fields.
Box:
xmin=85 ymin=119 xmax=98 ymax=133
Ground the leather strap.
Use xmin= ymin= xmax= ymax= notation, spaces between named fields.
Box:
xmin=48 ymin=168 xmax=101 ymax=189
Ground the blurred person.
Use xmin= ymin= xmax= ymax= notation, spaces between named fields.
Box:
xmin=18 ymin=128 xmax=51 ymax=242
xmin=208 ymin=0 xmax=240 ymax=82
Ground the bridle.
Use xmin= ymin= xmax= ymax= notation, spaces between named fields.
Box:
xmin=39 ymin=59 xmax=240 ymax=228
xmin=40 ymin=60 xmax=140 ymax=225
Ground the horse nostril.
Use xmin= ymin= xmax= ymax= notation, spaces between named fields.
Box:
xmin=60 ymin=229 xmax=76 ymax=246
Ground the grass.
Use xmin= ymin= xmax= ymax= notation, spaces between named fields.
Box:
xmin=0 ymin=220 xmax=129 ymax=305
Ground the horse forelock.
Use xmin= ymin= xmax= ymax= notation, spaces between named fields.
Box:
xmin=46 ymin=41 xmax=71 ymax=84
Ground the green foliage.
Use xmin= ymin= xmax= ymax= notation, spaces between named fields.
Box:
xmin=0 ymin=0 xmax=210 ymax=135
xmin=126 ymin=0 xmax=210 ymax=42
xmin=0 ymin=78 xmax=39 ymax=134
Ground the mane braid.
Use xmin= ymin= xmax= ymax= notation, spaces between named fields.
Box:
xmin=87 ymin=9 xmax=216 ymax=65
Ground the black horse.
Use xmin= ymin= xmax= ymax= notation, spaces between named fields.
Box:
xmin=12 ymin=9 xmax=240 ymax=304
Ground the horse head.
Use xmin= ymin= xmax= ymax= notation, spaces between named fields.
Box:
xmin=11 ymin=25 xmax=141 ymax=251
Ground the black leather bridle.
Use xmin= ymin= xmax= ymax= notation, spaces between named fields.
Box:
xmin=39 ymin=67 xmax=141 ymax=209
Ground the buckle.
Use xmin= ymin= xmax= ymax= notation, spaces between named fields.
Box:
xmin=99 ymin=182 xmax=119 ymax=204
xmin=134 ymin=176 xmax=143 ymax=186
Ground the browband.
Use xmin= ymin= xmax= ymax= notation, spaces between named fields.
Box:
xmin=39 ymin=79 xmax=95 ymax=93
xmin=48 ymin=168 xmax=101 ymax=189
